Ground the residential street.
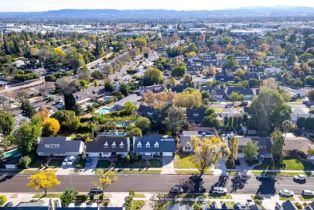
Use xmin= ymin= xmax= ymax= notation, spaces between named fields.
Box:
xmin=0 ymin=174 xmax=313 ymax=194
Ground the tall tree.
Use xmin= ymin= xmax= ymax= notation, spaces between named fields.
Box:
xmin=13 ymin=118 xmax=42 ymax=154
xmin=27 ymin=170 xmax=60 ymax=196
xmin=164 ymin=106 xmax=187 ymax=136
xmin=42 ymin=117 xmax=61 ymax=137
xmin=143 ymin=67 xmax=163 ymax=86
xmin=64 ymin=93 xmax=77 ymax=111
xmin=227 ymin=136 xmax=239 ymax=168
xmin=60 ymin=188 xmax=78 ymax=207
xmin=21 ymin=99 xmax=36 ymax=118
xmin=243 ymin=141 xmax=259 ymax=162
xmin=0 ymin=111 xmax=14 ymax=137
xmin=250 ymin=88 xmax=285 ymax=135
xmin=271 ymin=130 xmax=285 ymax=162
xmin=192 ymin=136 xmax=229 ymax=176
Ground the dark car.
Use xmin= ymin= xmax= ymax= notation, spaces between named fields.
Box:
xmin=4 ymin=202 xmax=13 ymax=207
xmin=90 ymin=187 xmax=102 ymax=194
xmin=170 ymin=185 xmax=184 ymax=195
xmin=256 ymin=174 xmax=274 ymax=180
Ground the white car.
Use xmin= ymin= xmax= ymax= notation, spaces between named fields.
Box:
xmin=279 ymin=189 xmax=294 ymax=197
xmin=62 ymin=157 xmax=69 ymax=166
xmin=302 ymin=190 xmax=314 ymax=197
xmin=293 ymin=174 xmax=306 ymax=182
xmin=211 ymin=187 xmax=227 ymax=195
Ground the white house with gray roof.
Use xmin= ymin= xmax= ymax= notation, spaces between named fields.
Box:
xmin=36 ymin=137 xmax=84 ymax=157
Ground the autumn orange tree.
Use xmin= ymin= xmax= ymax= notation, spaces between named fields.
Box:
xmin=42 ymin=117 xmax=60 ymax=136
xmin=27 ymin=170 xmax=60 ymax=196
xmin=94 ymin=170 xmax=118 ymax=197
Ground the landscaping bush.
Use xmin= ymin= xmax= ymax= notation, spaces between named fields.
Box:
xmin=18 ymin=156 xmax=32 ymax=169
xmin=0 ymin=195 xmax=7 ymax=206
xmin=295 ymin=202 xmax=302 ymax=209
xmin=76 ymin=194 xmax=87 ymax=202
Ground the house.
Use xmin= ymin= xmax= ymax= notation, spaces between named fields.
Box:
xmin=186 ymin=62 xmax=204 ymax=75
xmin=225 ymin=87 xmax=255 ymax=101
xmin=137 ymin=104 xmax=157 ymax=120
xmin=112 ymin=94 xmax=141 ymax=110
xmin=202 ymin=54 xmax=217 ymax=67
xmin=234 ymin=136 xmax=272 ymax=159
xmin=212 ymin=88 xmax=225 ymax=101
xmin=139 ymin=84 xmax=164 ymax=96
xmin=283 ymin=135 xmax=314 ymax=159
xmin=86 ymin=135 xmax=130 ymax=158
xmin=36 ymin=137 xmax=84 ymax=157
xmin=215 ymin=74 xmax=234 ymax=82
xmin=180 ymin=129 xmax=217 ymax=153
xmin=235 ymin=55 xmax=250 ymax=65
xmin=275 ymin=200 xmax=297 ymax=210
xmin=288 ymin=102 xmax=311 ymax=123
xmin=133 ymin=134 xmax=175 ymax=157
xmin=186 ymin=107 xmax=206 ymax=125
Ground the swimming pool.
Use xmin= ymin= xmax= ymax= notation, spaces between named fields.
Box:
xmin=97 ymin=106 xmax=112 ymax=115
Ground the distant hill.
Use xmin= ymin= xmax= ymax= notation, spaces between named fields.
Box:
xmin=1 ymin=7 xmax=314 ymax=21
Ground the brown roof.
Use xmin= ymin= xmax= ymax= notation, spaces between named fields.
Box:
xmin=284 ymin=137 xmax=314 ymax=154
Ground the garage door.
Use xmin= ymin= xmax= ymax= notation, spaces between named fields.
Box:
xmin=162 ymin=152 xmax=173 ymax=157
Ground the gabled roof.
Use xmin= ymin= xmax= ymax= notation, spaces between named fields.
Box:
xmin=225 ymin=86 xmax=254 ymax=96
xmin=86 ymin=135 xmax=129 ymax=153
xmin=137 ymin=104 xmax=157 ymax=119
xmin=283 ymin=136 xmax=314 ymax=154
xmin=133 ymin=134 xmax=175 ymax=153
xmin=186 ymin=107 xmax=206 ymax=124
xmin=36 ymin=137 xmax=83 ymax=155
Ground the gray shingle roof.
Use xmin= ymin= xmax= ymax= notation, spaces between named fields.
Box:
xmin=86 ymin=135 xmax=129 ymax=153
xmin=36 ymin=137 xmax=83 ymax=155
xmin=133 ymin=134 xmax=175 ymax=153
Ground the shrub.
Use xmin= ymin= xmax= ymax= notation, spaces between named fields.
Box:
xmin=0 ymin=195 xmax=7 ymax=206
xmin=18 ymin=156 xmax=32 ymax=169
xmin=295 ymin=202 xmax=302 ymax=209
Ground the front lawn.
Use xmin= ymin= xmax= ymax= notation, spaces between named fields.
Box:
xmin=114 ymin=159 xmax=146 ymax=168
xmin=30 ymin=158 xmax=47 ymax=168
xmin=75 ymin=157 xmax=85 ymax=169
xmin=174 ymin=153 xmax=195 ymax=169
xmin=148 ymin=159 xmax=162 ymax=168
xmin=253 ymin=157 xmax=314 ymax=171
xmin=48 ymin=159 xmax=63 ymax=168
xmin=96 ymin=160 xmax=111 ymax=168
xmin=131 ymin=200 xmax=145 ymax=210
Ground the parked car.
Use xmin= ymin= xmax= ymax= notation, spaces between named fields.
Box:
xmin=256 ymin=174 xmax=274 ymax=180
xmin=302 ymin=190 xmax=314 ymax=197
xmin=62 ymin=157 xmax=69 ymax=167
xmin=4 ymin=202 xmax=13 ymax=207
xmin=170 ymin=185 xmax=184 ymax=195
xmin=211 ymin=187 xmax=227 ymax=195
xmin=90 ymin=187 xmax=102 ymax=194
xmin=279 ymin=189 xmax=294 ymax=197
xmin=293 ymin=174 xmax=306 ymax=182
xmin=234 ymin=202 xmax=248 ymax=209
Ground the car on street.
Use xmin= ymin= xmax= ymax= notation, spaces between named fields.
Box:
xmin=293 ymin=174 xmax=306 ymax=182
xmin=90 ymin=187 xmax=102 ymax=194
xmin=211 ymin=187 xmax=227 ymax=195
xmin=170 ymin=185 xmax=184 ymax=195
xmin=256 ymin=174 xmax=274 ymax=180
xmin=279 ymin=189 xmax=294 ymax=197
xmin=302 ymin=190 xmax=314 ymax=197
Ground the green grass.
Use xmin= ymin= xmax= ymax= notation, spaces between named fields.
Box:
xmin=20 ymin=169 xmax=57 ymax=175
xmin=119 ymin=169 xmax=161 ymax=174
xmin=251 ymin=170 xmax=310 ymax=177
xmin=131 ymin=200 xmax=145 ymax=210
xmin=299 ymin=195 xmax=314 ymax=201
xmin=175 ymin=170 xmax=213 ymax=175
xmin=114 ymin=160 xmax=146 ymax=168
xmin=279 ymin=196 xmax=295 ymax=201
xmin=254 ymin=157 xmax=314 ymax=171
xmin=48 ymin=159 xmax=63 ymax=168
xmin=75 ymin=157 xmax=85 ymax=169
xmin=178 ymin=193 xmax=208 ymax=199
xmin=208 ymin=194 xmax=232 ymax=199
xmin=133 ymin=193 xmax=146 ymax=198
xmin=33 ymin=193 xmax=60 ymax=198
xmin=148 ymin=159 xmax=162 ymax=168
xmin=30 ymin=158 xmax=47 ymax=168
xmin=96 ymin=160 xmax=111 ymax=168
xmin=226 ymin=201 xmax=234 ymax=209
xmin=174 ymin=154 xmax=195 ymax=169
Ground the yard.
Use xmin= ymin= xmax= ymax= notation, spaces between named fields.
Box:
xmin=96 ymin=160 xmax=111 ymax=168
xmin=254 ymin=157 xmax=314 ymax=171
xmin=114 ymin=159 xmax=146 ymax=168
xmin=30 ymin=157 xmax=47 ymax=168
xmin=148 ymin=159 xmax=162 ymax=168
xmin=174 ymin=153 xmax=195 ymax=168
xmin=48 ymin=159 xmax=63 ymax=168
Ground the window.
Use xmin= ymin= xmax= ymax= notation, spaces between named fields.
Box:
xmin=193 ymin=113 xmax=199 ymax=117
xmin=137 ymin=142 xmax=142 ymax=148
xmin=154 ymin=141 xmax=159 ymax=148
xmin=112 ymin=141 xmax=116 ymax=148
xmin=119 ymin=142 xmax=124 ymax=148
xmin=145 ymin=142 xmax=150 ymax=148
xmin=44 ymin=144 xmax=60 ymax=148
xmin=104 ymin=142 xmax=109 ymax=148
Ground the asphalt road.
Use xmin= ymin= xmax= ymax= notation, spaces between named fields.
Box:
xmin=0 ymin=174 xmax=313 ymax=194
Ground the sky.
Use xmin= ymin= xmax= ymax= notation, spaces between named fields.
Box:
xmin=1 ymin=0 xmax=314 ymax=12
